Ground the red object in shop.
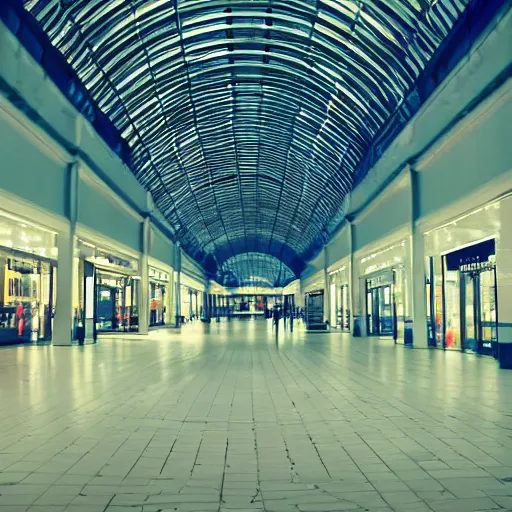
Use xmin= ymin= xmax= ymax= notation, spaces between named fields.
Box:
xmin=446 ymin=329 xmax=454 ymax=347
xmin=18 ymin=318 xmax=25 ymax=336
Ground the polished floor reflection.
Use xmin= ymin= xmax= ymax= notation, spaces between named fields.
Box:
xmin=1 ymin=319 xmax=512 ymax=512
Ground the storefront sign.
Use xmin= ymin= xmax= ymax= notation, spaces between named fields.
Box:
xmin=8 ymin=259 xmax=36 ymax=274
xmin=367 ymin=270 xmax=393 ymax=289
xmin=459 ymin=258 xmax=495 ymax=273
xmin=149 ymin=267 xmax=169 ymax=282
xmin=445 ymin=238 xmax=495 ymax=271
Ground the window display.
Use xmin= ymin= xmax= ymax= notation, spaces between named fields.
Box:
xmin=73 ymin=239 xmax=140 ymax=338
xmin=0 ymin=211 xmax=57 ymax=345
xmin=329 ymin=268 xmax=350 ymax=331
xmin=0 ymin=256 xmax=55 ymax=344
xmin=426 ymin=238 xmax=498 ymax=356
xmin=149 ymin=267 xmax=168 ymax=326
xmin=96 ymin=272 xmax=139 ymax=332
xmin=230 ymin=295 xmax=268 ymax=316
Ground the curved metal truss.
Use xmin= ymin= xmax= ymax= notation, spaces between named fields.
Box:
xmin=25 ymin=0 xmax=470 ymax=285
xmin=219 ymin=252 xmax=296 ymax=288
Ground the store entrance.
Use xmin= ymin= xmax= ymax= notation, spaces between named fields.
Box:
xmin=339 ymin=284 xmax=350 ymax=331
xmin=367 ymin=284 xmax=394 ymax=337
xmin=429 ymin=238 xmax=498 ymax=356
xmin=305 ymin=290 xmax=325 ymax=330
xmin=0 ymin=255 xmax=55 ymax=345
xmin=95 ymin=271 xmax=139 ymax=333
xmin=461 ymin=267 xmax=497 ymax=356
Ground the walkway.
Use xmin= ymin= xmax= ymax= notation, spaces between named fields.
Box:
xmin=0 ymin=320 xmax=512 ymax=512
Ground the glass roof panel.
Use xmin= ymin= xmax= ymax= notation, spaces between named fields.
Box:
xmin=23 ymin=0 xmax=472 ymax=285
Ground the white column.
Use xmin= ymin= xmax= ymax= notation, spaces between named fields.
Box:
xmin=323 ymin=246 xmax=330 ymax=325
xmin=138 ymin=217 xmax=150 ymax=334
xmin=411 ymin=230 xmax=428 ymax=347
xmin=295 ymin=279 xmax=303 ymax=308
xmin=205 ymin=282 xmax=211 ymax=318
xmin=53 ymin=162 xmax=79 ymax=346
xmin=349 ymin=221 xmax=363 ymax=336
xmin=175 ymin=244 xmax=181 ymax=326
xmin=167 ymin=267 xmax=174 ymax=325
xmin=497 ymin=196 xmax=512 ymax=369
xmin=410 ymin=169 xmax=428 ymax=347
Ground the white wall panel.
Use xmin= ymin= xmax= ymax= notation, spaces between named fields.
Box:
xmin=353 ymin=177 xmax=411 ymax=253
xmin=0 ymin=106 xmax=67 ymax=217
xmin=326 ymin=226 xmax=351 ymax=269
xmin=150 ymin=226 xmax=175 ymax=268
xmin=78 ymin=178 xmax=141 ymax=251
xmin=417 ymin=83 xmax=512 ymax=221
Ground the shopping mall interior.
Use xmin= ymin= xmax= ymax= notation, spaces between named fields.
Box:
xmin=0 ymin=1 xmax=511 ymax=511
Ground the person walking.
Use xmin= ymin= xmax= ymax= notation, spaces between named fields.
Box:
xmin=273 ymin=305 xmax=280 ymax=331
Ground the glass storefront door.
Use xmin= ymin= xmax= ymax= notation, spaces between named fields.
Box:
xmin=330 ymin=283 xmax=337 ymax=327
xmin=427 ymin=239 xmax=498 ymax=356
xmin=444 ymin=268 xmax=461 ymax=349
xmin=463 ymin=273 xmax=477 ymax=351
xmin=305 ymin=290 xmax=324 ymax=329
xmin=461 ymin=268 xmax=497 ymax=356
xmin=379 ymin=285 xmax=393 ymax=336
xmin=95 ymin=272 xmax=139 ymax=332
xmin=480 ymin=269 xmax=498 ymax=355
xmin=339 ymin=284 xmax=349 ymax=331
xmin=366 ymin=271 xmax=395 ymax=338
xmin=367 ymin=288 xmax=378 ymax=335
xmin=150 ymin=282 xmax=166 ymax=326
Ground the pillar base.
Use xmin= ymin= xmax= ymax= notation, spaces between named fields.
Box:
xmin=353 ymin=316 xmax=362 ymax=337
xmin=498 ymin=344 xmax=512 ymax=369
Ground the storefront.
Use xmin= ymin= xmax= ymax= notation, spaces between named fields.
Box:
xmin=358 ymin=240 xmax=411 ymax=343
xmin=426 ymin=238 xmax=498 ymax=357
xmin=423 ymin=200 xmax=504 ymax=357
xmin=366 ymin=270 xmax=395 ymax=337
xmin=305 ymin=290 xmax=325 ymax=330
xmin=229 ymin=295 xmax=269 ymax=316
xmin=0 ymin=210 xmax=57 ymax=345
xmin=180 ymin=285 xmax=201 ymax=321
xmin=73 ymin=240 xmax=140 ymax=340
xmin=328 ymin=266 xmax=350 ymax=331
xmin=149 ymin=267 xmax=168 ymax=326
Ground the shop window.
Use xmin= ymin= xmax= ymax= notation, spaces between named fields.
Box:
xmin=427 ymin=239 xmax=498 ymax=356
xmin=0 ymin=257 xmax=54 ymax=344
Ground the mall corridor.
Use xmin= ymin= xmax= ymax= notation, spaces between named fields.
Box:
xmin=0 ymin=320 xmax=512 ymax=512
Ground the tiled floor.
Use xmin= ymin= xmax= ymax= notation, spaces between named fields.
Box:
xmin=1 ymin=319 xmax=512 ymax=512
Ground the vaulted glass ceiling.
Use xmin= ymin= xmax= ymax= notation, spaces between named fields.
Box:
xmin=25 ymin=0 xmax=471 ymax=286
xmin=219 ymin=252 xmax=296 ymax=288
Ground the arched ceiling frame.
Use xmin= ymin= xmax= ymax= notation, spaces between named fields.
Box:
xmin=24 ymin=0 xmax=471 ymax=285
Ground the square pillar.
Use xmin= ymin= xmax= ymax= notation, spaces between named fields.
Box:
xmin=167 ymin=268 xmax=174 ymax=325
xmin=410 ymin=168 xmax=428 ymax=347
xmin=348 ymin=222 xmax=363 ymax=337
xmin=53 ymin=162 xmax=79 ymax=346
xmin=138 ymin=218 xmax=150 ymax=335
xmin=53 ymin=226 xmax=75 ymax=345
xmin=323 ymin=246 xmax=330 ymax=326
xmin=411 ymin=230 xmax=428 ymax=347
xmin=174 ymin=245 xmax=181 ymax=326
xmin=497 ymin=197 xmax=512 ymax=368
